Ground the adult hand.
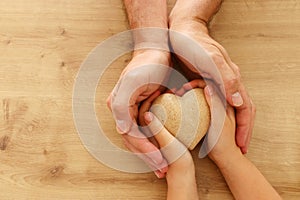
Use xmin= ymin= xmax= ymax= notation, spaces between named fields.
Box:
xmin=169 ymin=11 xmax=256 ymax=154
xmin=107 ymin=49 xmax=170 ymax=178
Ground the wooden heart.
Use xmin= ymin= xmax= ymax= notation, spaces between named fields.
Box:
xmin=150 ymin=88 xmax=210 ymax=150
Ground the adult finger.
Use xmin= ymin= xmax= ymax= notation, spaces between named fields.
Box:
xmin=206 ymin=51 xmax=243 ymax=109
xmin=235 ymin=83 xmax=255 ymax=153
xmin=122 ymin=135 xmax=168 ymax=178
xmin=122 ymin=126 xmax=167 ymax=170
xmin=224 ymin=62 xmax=244 ymax=108
xmin=106 ymin=92 xmax=113 ymax=111
xmin=165 ymin=87 xmax=177 ymax=94
xmin=202 ymin=84 xmax=228 ymax=155
xmin=240 ymin=99 xmax=256 ymax=153
xmin=175 ymin=79 xmax=206 ymax=96
xmin=222 ymin=69 xmax=243 ymax=107
xmin=111 ymin=64 xmax=169 ymax=134
xmin=203 ymin=85 xmax=213 ymax=108
xmin=138 ymin=90 xmax=161 ymax=123
xmin=217 ymin=60 xmax=253 ymax=153
xmin=208 ymin=47 xmax=243 ymax=107
xmin=213 ymin=55 xmax=254 ymax=153
xmin=110 ymin=73 xmax=141 ymax=134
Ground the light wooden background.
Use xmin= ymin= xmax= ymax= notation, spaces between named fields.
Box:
xmin=0 ymin=0 xmax=299 ymax=199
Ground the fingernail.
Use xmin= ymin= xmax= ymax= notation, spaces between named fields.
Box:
xmin=144 ymin=112 xmax=153 ymax=123
xmin=116 ymin=120 xmax=130 ymax=133
xmin=159 ymin=165 xmax=168 ymax=174
xmin=232 ymin=92 xmax=243 ymax=107
xmin=206 ymin=85 xmax=213 ymax=96
xmin=154 ymin=171 xmax=162 ymax=178
xmin=170 ymin=88 xmax=177 ymax=94
xmin=242 ymin=147 xmax=248 ymax=154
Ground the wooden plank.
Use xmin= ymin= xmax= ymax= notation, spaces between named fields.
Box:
xmin=0 ymin=0 xmax=299 ymax=199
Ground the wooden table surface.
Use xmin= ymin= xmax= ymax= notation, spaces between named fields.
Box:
xmin=0 ymin=0 xmax=299 ymax=199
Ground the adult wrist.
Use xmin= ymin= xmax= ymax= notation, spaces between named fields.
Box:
xmin=169 ymin=9 xmax=208 ymax=28
xmin=169 ymin=0 xmax=223 ymax=28
xmin=132 ymin=28 xmax=169 ymax=52
xmin=169 ymin=8 xmax=209 ymax=36
xmin=132 ymin=49 xmax=170 ymax=60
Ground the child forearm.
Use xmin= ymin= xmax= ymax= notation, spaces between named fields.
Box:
xmin=166 ymin=166 xmax=198 ymax=200
xmin=214 ymin=151 xmax=282 ymax=200
xmin=164 ymin=147 xmax=199 ymax=200
xmin=143 ymin=112 xmax=199 ymax=200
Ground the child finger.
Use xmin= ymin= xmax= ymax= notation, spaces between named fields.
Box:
xmin=144 ymin=112 xmax=188 ymax=164
xmin=144 ymin=112 xmax=174 ymax=147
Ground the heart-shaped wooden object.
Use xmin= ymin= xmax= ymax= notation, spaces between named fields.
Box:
xmin=150 ymin=88 xmax=210 ymax=150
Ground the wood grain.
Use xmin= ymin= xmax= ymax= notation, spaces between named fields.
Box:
xmin=0 ymin=0 xmax=299 ymax=199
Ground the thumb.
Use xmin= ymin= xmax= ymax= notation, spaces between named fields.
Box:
xmin=224 ymin=81 xmax=243 ymax=107
xmin=110 ymin=76 xmax=137 ymax=134
xmin=229 ymin=90 xmax=244 ymax=107
xmin=111 ymin=102 xmax=133 ymax=134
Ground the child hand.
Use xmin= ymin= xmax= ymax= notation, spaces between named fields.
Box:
xmin=143 ymin=111 xmax=199 ymax=200
xmin=143 ymin=111 xmax=194 ymax=178
xmin=138 ymin=90 xmax=195 ymax=178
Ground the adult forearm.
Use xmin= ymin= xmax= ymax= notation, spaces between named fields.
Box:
xmin=123 ymin=0 xmax=169 ymax=51
xmin=216 ymin=152 xmax=281 ymax=200
xmin=124 ymin=0 xmax=168 ymax=28
xmin=170 ymin=0 xmax=223 ymax=25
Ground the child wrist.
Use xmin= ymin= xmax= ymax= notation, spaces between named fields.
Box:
xmin=166 ymin=169 xmax=196 ymax=188
xmin=211 ymin=150 xmax=243 ymax=170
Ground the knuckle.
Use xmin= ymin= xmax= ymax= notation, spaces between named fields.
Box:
xmin=225 ymin=75 xmax=241 ymax=90
xmin=125 ymin=71 xmax=138 ymax=80
xmin=122 ymin=136 xmax=136 ymax=152
xmin=134 ymin=139 xmax=145 ymax=152
xmin=106 ymin=96 xmax=112 ymax=109
xmin=252 ymin=103 xmax=256 ymax=114
xmin=135 ymin=142 xmax=147 ymax=153
xmin=209 ymin=52 xmax=225 ymax=67
xmin=117 ymin=71 xmax=140 ymax=89
xmin=247 ymin=98 xmax=256 ymax=117
xmin=112 ymin=101 xmax=125 ymax=111
xmin=235 ymin=70 xmax=242 ymax=80
xmin=125 ymin=68 xmax=144 ymax=80
xmin=231 ymin=62 xmax=241 ymax=75
xmin=236 ymin=67 xmax=241 ymax=75
xmin=122 ymin=137 xmax=130 ymax=148
xmin=121 ymin=70 xmax=145 ymax=88
xmin=111 ymin=101 xmax=127 ymax=117
xmin=234 ymin=74 xmax=241 ymax=84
